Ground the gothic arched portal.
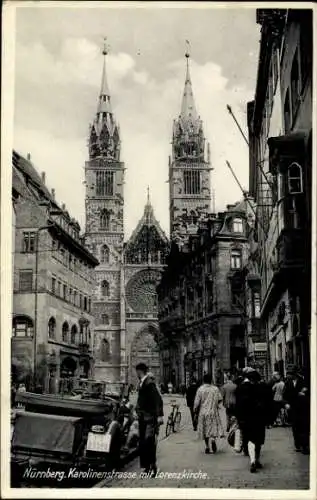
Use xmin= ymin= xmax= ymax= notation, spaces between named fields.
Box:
xmin=129 ymin=324 xmax=160 ymax=386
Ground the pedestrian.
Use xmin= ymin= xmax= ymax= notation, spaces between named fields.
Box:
xmin=167 ymin=381 xmax=173 ymax=394
xmin=17 ymin=383 xmax=26 ymax=393
xmin=193 ymin=373 xmax=223 ymax=454
xmin=221 ymin=373 xmax=237 ymax=432
xmin=135 ymin=363 xmax=164 ymax=476
xmin=235 ymin=367 xmax=270 ymax=473
xmin=283 ymin=365 xmax=309 ymax=453
xmin=271 ymin=373 xmax=285 ymax=426
xmin=267 ymin=371 xmax=279 ymax=427
xmin=186 ymin=378 xmax=199 ymax=431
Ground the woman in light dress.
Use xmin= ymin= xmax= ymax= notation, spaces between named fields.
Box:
xmin=194 ymin=373 xmax=223 ymax=454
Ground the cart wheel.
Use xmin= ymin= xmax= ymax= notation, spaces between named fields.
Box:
xmin=173 ymin=412 xmax=181 ymax=432
xmin=165 ymin=418 xmax=172 ymax=437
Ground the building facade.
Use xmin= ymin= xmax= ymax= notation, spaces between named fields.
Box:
xmin=246 ymin=9 xmax=312 ymax=379
xmin=158 ymin=201 xmax=250 ymax=388
xmin=84 ymin=44 xmax=169 ymax=384
xmin=12 ymin=151 xmax=98 ymax=391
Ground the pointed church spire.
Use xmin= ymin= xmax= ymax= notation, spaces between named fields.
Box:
xmin=89 ymin=38 xmax=120 ymax=160
xmin=144 ymin=186 xmax=154 ymax=225
xmin=97 ymin=38 xmax=112 ymax=115
xmin=180 ymin=41 xmax=198 ymax=122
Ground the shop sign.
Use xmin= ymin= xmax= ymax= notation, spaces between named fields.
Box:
xmin=254 ymin=342 xmax=267 ymax=351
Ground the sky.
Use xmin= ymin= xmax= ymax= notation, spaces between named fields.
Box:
xmin=13 ymin=4 xmax=261 ymax=239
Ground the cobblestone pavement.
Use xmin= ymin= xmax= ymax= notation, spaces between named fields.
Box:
xmin=101 ymin=395 xmax=310 ymax=490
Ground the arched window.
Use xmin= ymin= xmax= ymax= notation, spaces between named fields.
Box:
xmin=100 ymin=244 xmax=110 ymax=263
xmin=62 ymin=322 xmax=69 ymax=343
xmin=100 ymin=338 xmax=110 ymax=362
xmin=101 ymin=314 xmax=109 ymax=325
xmin=288 ymin=162 xmax=303 ymax=194
xmin=48 ymin=317 xmax=56 ymax=339
xmin=232 ymin=218 xmax=243 ymax=233
xmin=100 ymin=209 xmax=110 ymax=230
xmin=70 ymin=325 xmax=77 ymax=345
xmin=101 ymin=280 xmax=110 ymax=297
xmin=12 ymin=315 xmax=34 ymax=337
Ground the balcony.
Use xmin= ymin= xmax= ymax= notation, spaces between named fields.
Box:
xmin=276 ymin=228 xmax=305 ymax=272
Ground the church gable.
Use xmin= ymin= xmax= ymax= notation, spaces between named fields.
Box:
xmin=125 ymin=193 xmax=169 ymax=265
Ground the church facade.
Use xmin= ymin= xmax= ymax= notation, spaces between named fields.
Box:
xmin=84 ymin=44 xmax=169 ymax=385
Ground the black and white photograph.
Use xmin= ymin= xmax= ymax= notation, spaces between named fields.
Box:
xmin=1 ymin=2 xmax=315 ymax=498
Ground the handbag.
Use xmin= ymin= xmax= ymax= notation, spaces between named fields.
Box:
xmin=227 ymin=421 xmax=242 ymax=452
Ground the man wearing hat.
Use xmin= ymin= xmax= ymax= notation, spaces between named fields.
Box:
xmin=135 ymin=363 xmax=164 ymax=476
xmin=284 ymin=365 xmax=309 ymax=453
xmin=235 ymin=367 xmax=271 ymax=472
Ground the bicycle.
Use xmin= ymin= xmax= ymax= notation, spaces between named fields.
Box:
xmin=165 ymin=400 xmax=182 ymax=437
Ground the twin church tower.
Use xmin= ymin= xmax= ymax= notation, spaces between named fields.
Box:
xmin=84 ymin=41 xmax=212 ymax=384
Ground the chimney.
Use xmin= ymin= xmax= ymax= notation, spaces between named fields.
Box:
xmin=62 ymin=203 xmax=66 ymax=211
xmin=27 ymin=153 xmax=31 ymax=161
xmin=51 ymin=189 xmax=55 ymax=199
xmin=41 ymin=172 xmax=46 ymax=184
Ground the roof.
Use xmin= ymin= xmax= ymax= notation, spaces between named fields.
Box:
xmin=126 ymin=191 xmax=169 ymax=248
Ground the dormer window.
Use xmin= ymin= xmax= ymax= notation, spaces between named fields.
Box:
xmin=232 ymin=218 xmax=243 ymax=233
xmin=288 ymin=162 xmax=303 ymax=194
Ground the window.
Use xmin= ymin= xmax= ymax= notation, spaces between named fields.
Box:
xmin=12 ymin=316 xmax=33 ymax=337
xmin=88 ymin=298 xmax=91 ymax=312
xmin=62 ymin=322 xmax=69 ymax=343
xmin=100 ymin=209 xmax=110 ymax=230
xmin=184 ymin=170 xmax=201 ymax=195
xmin=84 ymin=297 xmax=87 ymax=311
xmin=284 ymin=89 xmax=291 ymax=134
xmin=19 ymin=270 xmax=33 ymax=291
xmin=101 ymin=244 xmax=110 ymax=263
xmin=231 ymin=249 xmax=242 ymax=269
xmin=290 ymin=51 xmax=300 ymax=119
xmin=79 ymin=294 xmax=83 ymax=309
xmin=101 ymin=314 xmax=109 ymax=325
xmin=22 ymin=232 xmax=35 ymax=253
xmin=51 ymin=276 xmax=56 ymax=294
xmin=70 ymin=325 xmax=77 ymax=344
xmin=100 ymin=338 xmax=111 ymax=362
xmin=252 ymin=291 xmax=261 ymax=318
xmin=232 ymin=218 xmax=243 ymax=233
xmin=101 ymin=280 xmax=110 ymax=297
xmin=69 ymin=287 xmax=73 ymax=303
xmin=48 ymin=317 xmax=56 ymax=339
xmin=96 ymin=171 xmax=114 ymax=196
xmin=288 ymin=162 xmax=303 ymax=194
xmin=74 ymin=291 xmax=77 ymax=306
xmin=57 ymin=281 xmax=62 ymax=297
xmin=63 ymin=284 xmax=67 ymax=300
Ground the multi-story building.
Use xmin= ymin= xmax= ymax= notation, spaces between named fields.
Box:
xmin=12 ymin=151 xmax=98 ymax=391
xmin=158 ymin=201 xmax=250 ymax=388
xmin=246 ymin=8 xmax=312 ymax=378
xmin=84 ymin=43 xmax=169 ymax=385
xmin=169 ymin=50 xmax=212 ymax=246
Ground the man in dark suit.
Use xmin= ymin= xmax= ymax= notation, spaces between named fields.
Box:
xmin=284 ymin=365 xmax=309 ymax=453
xmin=135 ymin=363 xmax=163 ymax=476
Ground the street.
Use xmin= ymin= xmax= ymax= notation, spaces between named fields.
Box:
xmin=99 ymin=395 xmax=310 ymax=489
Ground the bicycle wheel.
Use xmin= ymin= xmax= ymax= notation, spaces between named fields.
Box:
xmin=173 ymin=411 xmax=181 ymax=432
xmin=165 ymin=418 xmax=173 ymax=437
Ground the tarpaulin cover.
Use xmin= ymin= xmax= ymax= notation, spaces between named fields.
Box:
xmin=12 ymin=411 xmax=84 ymax=455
